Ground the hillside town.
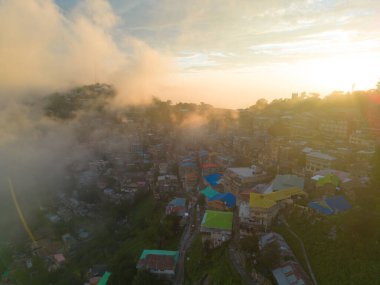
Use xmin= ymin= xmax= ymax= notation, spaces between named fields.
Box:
xmin=1 ymin=84 xmax=380 ymax=285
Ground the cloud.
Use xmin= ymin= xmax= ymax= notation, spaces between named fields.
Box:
xmin=0 ymin=0 xmax=172 ymax=104
xmin=0 ymin=0 xmax=175 ymax=240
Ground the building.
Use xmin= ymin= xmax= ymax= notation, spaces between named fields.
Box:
xmin=308 ymin=195 xmax=352 ymax=215
xmin=349 ymin=129 xmax=376 ymax=150
xmin=201 ymin=163 xmax=222 ymax=176
xmin=240 ymin=188 xmax=305 ymax=230
xmin=203 ymin=173 xmax=223 ymax=188
xmin=155 ymin=175 xmax=179 ymax=199
xmin=215 ymin=154 xmax=235 ymax=169
xmin=136 ymin=250 xmax=179 ymax=277
xmin=165 ymin=198 xmax=187 ymax=217
xmin=264 ymin=175 xmax=304 ymax=194
xmin=207 ymin=192 xmax=236 ymax=211
xmin=319 ymin=119 xmax=349 ymax=139
xmin=272 ymin=261 xmax=313 ymax=285
xmin=305 ymin=151 xmax=336 ymax=173
xmin=200 ymin=210 xmax=233 ymax=248
xmin=223 ymin=166 xmax=268 ymax=194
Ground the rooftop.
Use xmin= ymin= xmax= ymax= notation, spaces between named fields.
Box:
xmin=227 ymin=167 xmax=258 ymax=178
xmin=308 ymin=195 xmax=351 ymax=215
xmin=204 ymin=173 xmax=223 ymax=187
xmin=137 ymin=250 xmax=179 ymax=271
xmin=208 ymin=192 xmax=236 ymax=208
xmin=271 ymin=175 xmax=304 ymax=191
xmin=272 ymin=261 xmax=312 ymax=285
xmin=200 ymin=187 xmax=220 ymax=199
xmin=201 ymin=210 xmax=233 ymax=231
xmin=250 ymin=188 xmax=305 ymax=209
xmin=307 ymin=151 xmax=336 ymax=161
xmin=168 ymin=198 xmax=186 ymax=207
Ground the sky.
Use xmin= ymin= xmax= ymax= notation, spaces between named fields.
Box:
xmin=2 ymin=0 xmax=380 ymax=108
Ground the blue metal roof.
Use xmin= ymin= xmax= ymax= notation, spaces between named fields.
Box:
xmin=308 ymin=201 xmax=334 ymax=215
xmin=208 ymin=192 xmax=236 ymax=208
xmin=308 ymin=195 xmax=351 ymax=215
xmin=326 ymin=195 xmax=351 ymax=212
xmin=180 ymin=161 xmax=196 ymax=168
xmin=204 ymin=173 xmax=222 ymax=187
xmin=168 ymin=198 xmax=186 ymax=207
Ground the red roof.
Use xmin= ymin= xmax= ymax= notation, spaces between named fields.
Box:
xmin=138 ymin=254 xmax=176 ymax=271
xmin=202 ymin=163 xmax=219 ymax=169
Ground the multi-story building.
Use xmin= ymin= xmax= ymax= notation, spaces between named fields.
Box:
xmin=137 ymin=250 xmax=179 ymax=278
xmin=239 ymin=188 xmax=305 ymax=230
xmin=200 ymin=210 xmax=233 ymax=248
xmin=349 ymin=130 xmax=376 ymax=150
xmin=305 ymin=151 xmax=336 ymax=173
xmin=319 ymin=119 xmax=350 ymax=139
xmin=223 ymin=166 xmax=269 ymax=194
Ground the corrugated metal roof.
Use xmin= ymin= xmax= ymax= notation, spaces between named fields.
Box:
xmin=204 ymin=173 xmax=223 ymax=186
xmin=200 ymin=187 xmax=220 ymax=199
xmin=208 ymin=192 xmax=236 ymax=208
xmin=139 ymin=250 xmax=179 ymax=260
xmin=250 ymin=188 xmax=305 ymax=209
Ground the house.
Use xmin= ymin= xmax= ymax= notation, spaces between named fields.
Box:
xmin=264 ymin=175 xmax=304 ymax=194
xmin=305 ymin=151 xmax=336 ymax=173
xmin=166 ymin=198 xmax=187 ymax=217
xmin=200 ymin=187 xmax=220 ymax=203
xmin=203 ymin=173 xmax=223 ymax=188
xmin=136 ymin=250 xmax=179 ymax=277
xmin=202 ymin=163 xmax=221 ymax=176
xmin=240 ymin=188 xmax=305 ymax=230
xmin=272 ymin=261 xmax=313 ymax=285
xmin=207 ymin=192 xmax=236 ymax=211
xmin=156 ymin=175 xmax=179 ymax=198
xmin=200 ymin=210 xmax=233 ymax=248
xmin=223 ymin=166 xmax=268 ymax=194
xmin=308 ymin=195 xmax=352 ymax=215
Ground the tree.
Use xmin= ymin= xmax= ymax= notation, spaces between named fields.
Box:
xmin=240 ymin=234 xmax=259 ymax=254
xmin=370 ymin=145 xmax=380 ymax=192
xmin=255 ymin=98 xmax=268 ymax=110
xmin=259 ymin=242 xmax=281 ymax=269
xmin=132 ymin=270 xmax=168 ymax=285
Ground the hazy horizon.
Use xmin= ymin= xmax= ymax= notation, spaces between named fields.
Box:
xmin=1 ymin=0 xmax=380 ymax=108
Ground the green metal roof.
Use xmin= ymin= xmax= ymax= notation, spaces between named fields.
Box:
xmin=200 ymin=186 xmax=219 ymax=199
xmin=139 ymin=250 xmax=179 ymax=261
xmin=98 ymin=271 xmax=111 ymax=285
xmin=316 ymin=173 xmax=340 ymax=187
xmin=201 ymin=210 xmax=233 ymax=230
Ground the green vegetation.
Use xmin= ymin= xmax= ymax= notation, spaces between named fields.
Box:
xmin=275 ymin=208 xmax=380 ymax=285
xmin=9 ymin=194 xmax=183 ymax=285
xmin=185 ymin=235 xmax=244 ymax=285
xmin=45 ymin=83 xmax=115 ymax=120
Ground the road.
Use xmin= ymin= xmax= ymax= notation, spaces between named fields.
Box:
xmin=173 ymin=203 xmax=199 ymax=285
